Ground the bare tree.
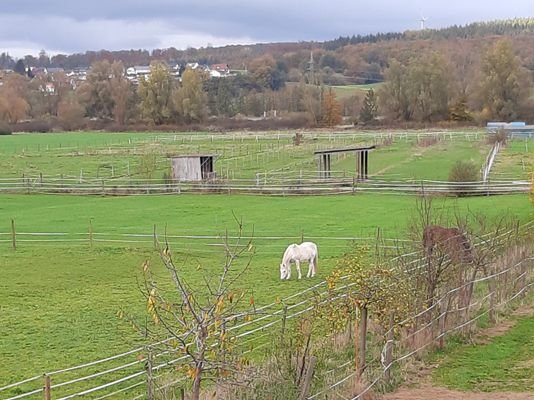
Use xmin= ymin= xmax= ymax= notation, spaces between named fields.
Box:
xmin=132 ymin=219 xmax=256 ymax=400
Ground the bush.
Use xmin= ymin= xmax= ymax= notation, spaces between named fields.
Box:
xmin=0 ymin=122 xmax=12 ymax=135
xmin=11 ymin=120 xmax=52 ymax=133
xmin=448 ymin=160 xmax=479 ymax=197
xmin=486 ymin=128 xmax=508 ymax=145
xmin=417 ymin=135 xmax=440 ymax=147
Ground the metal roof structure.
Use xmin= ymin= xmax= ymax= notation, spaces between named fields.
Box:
xmin=315 ymin=146 xmax=375 ymax=180
xmin=314 ymin=145 xmax=376 ymax=155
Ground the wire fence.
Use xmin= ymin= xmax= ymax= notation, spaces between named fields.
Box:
xmin=306 ymin=245 xmax=534 ymax=399
xmin=0 ymin=227 xmax=413 ymax=256
xmin=0 ymin=175 xmax=529 ymax=196
xmin=0 ymin=272 xmax=373 ymax=399
xmin=1 ymin=130 xmax=488 ymax=154
xmin=2 ymin=221 xmax=532 ymax=399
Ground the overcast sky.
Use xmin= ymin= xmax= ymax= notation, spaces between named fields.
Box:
xmin=1 ymin=0 xmax=533 ymax=58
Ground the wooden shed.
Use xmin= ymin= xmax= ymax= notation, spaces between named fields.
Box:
xmin=314 ymin=145 xmax=375 ymax=180
xmin=170 ymin=155 xmax=218 ymax=181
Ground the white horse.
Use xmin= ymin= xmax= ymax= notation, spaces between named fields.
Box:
xmin=280 ymin=242 xmax=318 ymax=280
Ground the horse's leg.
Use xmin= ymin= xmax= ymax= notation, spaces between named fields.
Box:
xmin=287 ymin=263 xmax=291 ymax=280
xmin=296 ymin=260 xmax=302 ymax=280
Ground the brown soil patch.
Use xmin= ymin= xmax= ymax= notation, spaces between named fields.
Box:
xmin=518 ymin=359 xmax=534 ymax=369
xmin=382 ymin=385 xmax=534 ymax=400
xmin=475 ymin=319 xmax=517 ymax=344
xmin=474 ymin=304 xmax=534 ymax=344
xmin=511 ymin=305 xmax=534 ymax=317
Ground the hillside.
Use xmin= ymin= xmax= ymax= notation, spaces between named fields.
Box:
xmin=2 ymin=18 xmax=534 ymax=85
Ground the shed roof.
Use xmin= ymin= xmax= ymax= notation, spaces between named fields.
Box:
xmin=314 ymin=145 xmax=376 ymax=155
xmin=169 ymin=154 xmax=218 ymax=158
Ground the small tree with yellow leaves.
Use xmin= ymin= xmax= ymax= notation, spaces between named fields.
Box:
xmin=324 ymin=244 xmax=412 ymax=376
xmin=136 ymin=221 xmax=256 ymax=399
xmin=322 ymin=88 xmax=342 ymax=127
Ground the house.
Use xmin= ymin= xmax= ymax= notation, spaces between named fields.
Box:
xmin=126 ymin=65 xmax=152 ymax=84
xmin=210 ymin=63 xmax=230 ymax=74
xmin=208 ymin=63 xmax=231 ymax=78
xmin=186 ymin=62 xmax=200 ymax=70
xmin=44 ymin=82 xmax=55 ymax=94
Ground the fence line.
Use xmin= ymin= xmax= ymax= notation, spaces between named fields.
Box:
xmin=308 ymin=253 xmax=533 ymax=400
xmin=0 ymin=175 xmax=529 ymax=196
xmin=482 ymin=142 xmax=501 ymax=182
xmin=1 ymin=224 xmax=531 ymax=399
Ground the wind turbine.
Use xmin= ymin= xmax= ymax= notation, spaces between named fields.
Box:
xmin=419 ymin=14 xmax=428 ymax=30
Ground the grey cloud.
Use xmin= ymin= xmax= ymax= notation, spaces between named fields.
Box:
xmin=0 ymin=0 xmax=533 ymax=56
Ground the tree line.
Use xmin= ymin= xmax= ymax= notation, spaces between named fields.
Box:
xmin=0 ymin=39 xmax=532 ymax=131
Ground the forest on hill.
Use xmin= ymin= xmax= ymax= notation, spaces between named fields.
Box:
xmin=1 ymin=18 xmax=534 ymax=131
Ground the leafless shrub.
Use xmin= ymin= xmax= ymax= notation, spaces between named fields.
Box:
xmin=293 ymin=131 xmax=304 ymax=146
xmin=417 ymin=135 xmax=440 ymax=147
xmin=381 ymin=135 xmax=394 ymax=147
xmin=486 ymin=128 xmax=508 ymax=145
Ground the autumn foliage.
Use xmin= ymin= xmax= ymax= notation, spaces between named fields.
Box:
xmin=322 ymin=89 xmax=342 ymax=127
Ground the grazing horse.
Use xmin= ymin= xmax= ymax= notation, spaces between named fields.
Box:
xmin=423 ymin=225 xmax=474 ymax=263
xmin=280 ymin=242 xmax=318 ymax=280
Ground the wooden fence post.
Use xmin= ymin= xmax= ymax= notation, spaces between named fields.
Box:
xmin=89 ymin=219 xmax=93 ymax=248
xmin=147 ymin=349 xmax=154 ymax=400
xmin=180 ymin=388 xmax=185 ymax=400
xmin=298 ymin=356 xmax=317 ymax=400
xmin=43 ymin=374 xmax=51 ymax=400
xmin=353 ymin=312 xmax=359 ymax=373
xmin=488 ymin=275 xmax=497 ymax=325
xmin=281 ymin=305 xmax=288 ymax=338
xmin=438 ymin=294 xmax=449 ymax=349
xmin=11 ymin=219 xmax=16 ymax=251
xmin=358 ymin=306 xmax=368 ymax=377
xmin=384 ymin=313 xmax=395 ymax=384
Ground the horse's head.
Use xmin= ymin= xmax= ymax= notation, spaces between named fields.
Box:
xmin=458 ymin=232 xmax=476 ymax=264
xmin=280 ymin=262 xmax=288 ymax=280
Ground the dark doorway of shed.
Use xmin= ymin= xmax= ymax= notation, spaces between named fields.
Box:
xmin=200 ymin=156 xmax=214 ymax=180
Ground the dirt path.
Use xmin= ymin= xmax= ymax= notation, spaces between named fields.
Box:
xmin=383 ymin=385 xmax=534 ymax=400
xmin=382 ymin=305 xmax=534 ymax=400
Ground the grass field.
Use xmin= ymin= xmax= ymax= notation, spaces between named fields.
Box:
xmin=491 ymin=139 xmax=534 ymax=180
xmin=0 ymin=130 xmax=532 ymax=392
xmin=329 ymin=83 xmax=383 ymax=99
xmin=433 ymin=314 xmax=534 ymax=392
xmin=0 ymin=193 xmax=532 ymax=384
xmin=0 ymin=131 xmax=501 ymax=182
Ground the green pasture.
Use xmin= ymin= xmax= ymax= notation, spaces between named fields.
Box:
xmin=491 ymin=139 xmax=534 ymax=180
xmin=0 ymin=193 xmax=532 ymax=385
xmin=0 ymin=130 xmax=533 ymax=394
xmin=0 ymin=130 xmax=516 ymax=182
xmin=329 ymin=83 xmax=383 ymax=99
xmin=335 ymin=138 xmax=488 ymax=180
xmin=433 ymin=314 xmax=534 ymax=392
